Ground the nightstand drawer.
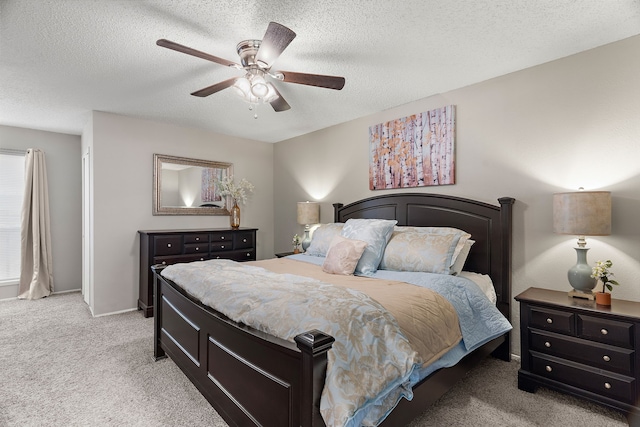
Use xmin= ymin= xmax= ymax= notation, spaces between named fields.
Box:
xmin=530 ymin=306 xmax=575 ymax=335
xmin=530 ymin=330 xmax=634 ymax=375
xmin=578 ymin=314 xmax=635 ymax=349
xmin=531 ymin=353 xmax=636 ymax=404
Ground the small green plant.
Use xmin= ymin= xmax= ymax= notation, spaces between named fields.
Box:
xmin=292 ymin=234 xmax=301 ymax=251
xmin=591 ymin=260 xmax=620 ymax=293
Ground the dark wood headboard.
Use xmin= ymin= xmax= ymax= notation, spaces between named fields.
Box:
xmin=333 ymin=193 xmax=515 ymax=320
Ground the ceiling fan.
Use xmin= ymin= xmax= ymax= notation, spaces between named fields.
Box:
xmin=157 ymin=22 xmax=345 ymax=115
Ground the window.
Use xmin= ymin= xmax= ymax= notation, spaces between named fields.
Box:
xmin=0 ymin=150 xmax=25 ymax=285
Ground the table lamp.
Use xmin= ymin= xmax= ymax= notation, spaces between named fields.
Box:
xmin=297 ymin=201 xmax=320 ymax=252
xmin=553 ymin=190 xmax=611 ymax=299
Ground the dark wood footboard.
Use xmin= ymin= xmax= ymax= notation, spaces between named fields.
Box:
xmin=152 ymin=265 xmax=334 ymax=427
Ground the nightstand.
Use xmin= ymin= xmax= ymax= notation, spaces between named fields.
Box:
xmin=275 ymin=251 xmax=295 ymax=258
xmin=516 ymin=287 xmax=640 ymax=426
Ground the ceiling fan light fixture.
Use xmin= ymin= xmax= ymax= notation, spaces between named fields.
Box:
xmin=250 ymin=74 xmax=269 ymax=98
xmin=263 ymin=83 xmax=279 ymax=103
xmin=233 ymin=77 xmax=251 ymax=99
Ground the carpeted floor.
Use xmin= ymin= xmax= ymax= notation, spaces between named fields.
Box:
xmin=0 ymin=292 xmax=629 ymax=426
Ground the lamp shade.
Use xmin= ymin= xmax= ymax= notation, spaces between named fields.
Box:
xmin=297 ymin=201 xmax=320 ymax=225
xmin=553 ymin=191 xmax=611 ymax=236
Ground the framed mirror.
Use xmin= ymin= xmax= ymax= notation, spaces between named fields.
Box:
xmin=153 ymin=154 xmax=233 ymax=216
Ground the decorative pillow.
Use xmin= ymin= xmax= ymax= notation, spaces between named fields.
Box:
xmin=450 ymin=239 xmax=475 ymax=275
xmin=340 ymin=218 xmax=397 ymax=275
xmin=392 ymin=226 xmax=472 ymax=273
xmin=304 ymin=223 xmax=344 ymax=257
xmin=379 ymin=231 xmax=462 ymax=274
xmin=322 ymin=235 xmax=368 ymax=275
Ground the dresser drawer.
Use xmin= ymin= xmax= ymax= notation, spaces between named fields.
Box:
xmin=211 ymin=241 xmax=232 ymax=252
xmin=234 ymin=232 xmax=255 ymax=249
xmin=184 ymin=243 xmax=209 ymax=254
xmin=529 ymin=306 xmax=575 ymax=335
xmin=211 ymin=232 xmax=234 ymax=243
xmin=153 ymin=254 xmax=208 ymax=266
xmin=531 ymin=353 xmax=636 ymax=404
xmin=154 ymin=236 xmax=183 ymax=256
xmin=210 ymin=249 xmax=255 ymax=262
xmin=578 ymin=314 xmax=635 ymax=349
xmin=184 ymin=234 xmax=209 ymax=244
xmin=530 ymin=330 xmax=634 ymax=375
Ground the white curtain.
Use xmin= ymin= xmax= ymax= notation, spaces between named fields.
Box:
xmin=19 ymin=149 xmax=53 ymax=299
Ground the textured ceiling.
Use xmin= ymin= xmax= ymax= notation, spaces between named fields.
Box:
xmin=1 ymin=0 xmax=640 ymax=143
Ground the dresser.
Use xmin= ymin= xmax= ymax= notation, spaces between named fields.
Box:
xmin=138 ymin=228 xmax=257 ymax=317
xmin=516 ymin=287 xmax=640 ymax=425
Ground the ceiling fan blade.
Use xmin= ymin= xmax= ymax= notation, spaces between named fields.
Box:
xmin=279 ymin=71 xmax=345 ymax=90
xmin=191 ymin=77 xmax=237 ymax=97
xmin=255 ymin=22 xmax=296 ymax=68
xmin=269 ymin=86 xmax=291 ymax=112
xmin=157 ymin=39 xmax=239 ymax=68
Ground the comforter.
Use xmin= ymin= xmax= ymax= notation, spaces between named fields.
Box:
xmin=161 ymin=257 xmax=510 ymax=427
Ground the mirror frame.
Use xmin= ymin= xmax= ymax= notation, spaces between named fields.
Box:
xmin=153 ymin=153 xmax=233 ymax=216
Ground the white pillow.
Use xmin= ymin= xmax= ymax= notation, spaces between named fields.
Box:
xmin=340 ymin=218 xmax=397 ymax=275
xmin=304 ymin=223 xmax=344 ymax=257
xmin=322 ymin=235 xmax=368 ymax=275
xmin=450 ymin=239 xmax=474 ymax=275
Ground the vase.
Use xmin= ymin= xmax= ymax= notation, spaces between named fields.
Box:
xmin=567 ymin=247 xmax=597 ymax=293
xmin=230 ymin=201 xmax=240 ymax=229
xmin=595 ymin=292 xmax=611 ymax=306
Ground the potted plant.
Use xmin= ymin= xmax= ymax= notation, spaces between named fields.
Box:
xmin=292 ymin=234 xmax=302 ymax=254
xmin=591 ymin=260 xmax=620 ymax=306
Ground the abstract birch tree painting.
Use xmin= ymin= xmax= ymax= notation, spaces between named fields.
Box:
xmin=369 ymin=105 xmax=455 ymax=190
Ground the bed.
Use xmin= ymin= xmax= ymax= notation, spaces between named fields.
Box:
xmin=152 ymin=192 xmax=515 ymax=426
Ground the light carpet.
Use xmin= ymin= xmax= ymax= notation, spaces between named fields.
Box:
xmin=0 ymin=292 xmax=629 ymax=426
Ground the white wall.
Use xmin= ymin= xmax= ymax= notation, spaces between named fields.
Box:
xmin=273 ymin=35 xmax=640 ymax=355
xmin=87 ymin=112 xmax=274 ymax=316
xmin=0 ymin=125 xmax=82 ymax=300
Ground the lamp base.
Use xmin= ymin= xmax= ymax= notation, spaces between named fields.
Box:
xmin=568 ymin=289 xmax=595 ymax=300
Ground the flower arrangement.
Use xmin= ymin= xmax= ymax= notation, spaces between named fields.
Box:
xmin=591 ymin=260 xmax=620 ymax=293
xmin=215 ymin=175 xmax=254 ymax=205
xmin=292 ymin=234 xmax=301 ymax=253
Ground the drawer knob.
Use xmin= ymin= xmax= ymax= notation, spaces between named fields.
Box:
xmin=167 ymin=243 xmax=172 ymax=248
xmin=545 ymin=365 xmax=552 ymax=372
xmin=221 ymin=236 xmax=225 ymax=240
xmin=216 ymin=256 xmax=220 ymax=259
xmin=546 ymin=318 xmax=553 ymax=324
xmin=162 ymin=261 xmax=166 ymax=265
xmin=246 ymin=253 xmax=250 ymax=257
xmin=196 ymin=237 xmax=200 ymax=241
xmin=221 ymin=245 xmax=225 ymax=249
xmin=544 ymin=341 xmax=551 ymax=348
xmin=600 ymin=328 xmax=608 ymax=335
xmin=196 ymin=247 xmax=199 ymax=251
xmin=604 ymin=382 xmax=612 ymax=389
xmin=200 ymin=258 xmax=204 ymax=261
xmin=603 ymin=355 xmax=611 ymax=362
xmin=243 ymin=238 xmax=247 ymax=242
